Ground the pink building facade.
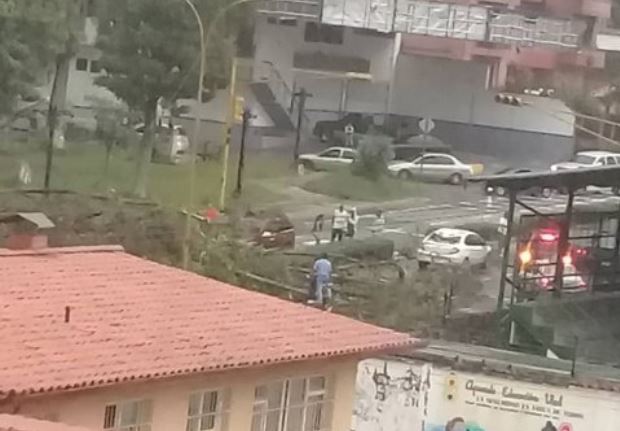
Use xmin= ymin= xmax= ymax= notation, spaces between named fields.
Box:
xmin=399 ymin=0 xmax=610 ymax=89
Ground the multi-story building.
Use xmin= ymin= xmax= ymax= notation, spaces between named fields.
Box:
xmin=46 ymin=0 xmax=620 ymax=163
xmin=253 ymin=0 xmax=617 ymax=165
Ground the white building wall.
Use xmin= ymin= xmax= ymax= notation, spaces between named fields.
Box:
xmin=67 ymin=45 xmax=118 ymax=110
xmin=253 ymin=17 xmax=574 ymax=137
xmin=354 ymin=357 xmax=620 ymax=431
xmin=390 ymin=55 xmax=574 ymax=136
xmin=253 ymin=16 xmax=396 ymax=114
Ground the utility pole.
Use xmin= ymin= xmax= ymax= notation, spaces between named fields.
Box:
xmin=182 ymin=0 xmax=206 ymax=270
xmin=218 ymin=57 xmax=239 ymax=210
xmin=293 ymin=88 xmax=310 ymax=161
xmin=44 ymin=22 xmax=74 ymax=189
xmin=235 ymin=107 xmax=253 ymax=195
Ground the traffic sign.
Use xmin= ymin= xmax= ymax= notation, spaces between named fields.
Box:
xmin=558 ymin=423 xmax=572 ymax=431
xmin=419 ymin=117 xmax=435 ymax=134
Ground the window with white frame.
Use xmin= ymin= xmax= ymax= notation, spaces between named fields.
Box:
xmin=250 ymin=376 xmax=332 ymax=431
xmin=186 ymin=389 xmax=231 ymax=431
xmin=103 ymin=399 xmax=152 ymax=431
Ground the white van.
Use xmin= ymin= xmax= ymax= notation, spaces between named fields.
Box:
xmin=135 ymin=123 xmax=190 ymax=165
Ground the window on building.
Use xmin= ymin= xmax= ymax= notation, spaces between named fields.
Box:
xmin=76 ymin=58 xmax=89 ymax=71
xmin=103 ymin=399 xmax=152 ymax=431
xmin=304 ymin=23 xmax=343 ymax=44
xmin=279 ymin=18 xmax=298 ymax=27
xmin=304 ymin=22 xmax=321 ymax=42
xmin=250 ymin=376 xmax=332 ymax=431
xmin=267 ymin=16 xmax=298 ymax=26
xmin=186 ymin=389 xmax=231 ymax=431
xmin=90 ymin=60 xmax=102 ymax=73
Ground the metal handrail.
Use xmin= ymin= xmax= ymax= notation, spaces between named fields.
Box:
xmin=262 ymin=61 xmax=311 ymax=132
xmin=263 ymin=61 xmax=294 ymax=108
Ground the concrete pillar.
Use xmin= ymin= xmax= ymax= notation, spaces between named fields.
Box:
xmin=227 ymin=379 xmax=255 ymax=431
xmin=330 ymin=362 xmax=358 ymax=431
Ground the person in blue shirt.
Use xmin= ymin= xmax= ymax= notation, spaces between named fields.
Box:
xmin=310 ymin=253 xmax=332 ymax=307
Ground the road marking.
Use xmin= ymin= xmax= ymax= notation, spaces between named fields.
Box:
xmin=389 ymin=204 xmax=454 ymax=214
xmin=382 ymin=228 xmax=408 ymax=234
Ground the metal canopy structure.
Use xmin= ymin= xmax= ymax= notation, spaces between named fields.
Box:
xmin=472 ymin=168 xmax=620 ymax=362
xmin=473 ymin=167 xmax=620 ymax=309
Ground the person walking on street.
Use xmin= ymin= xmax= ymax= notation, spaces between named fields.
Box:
xmin=347 ymin=207 xmax=358 ymax=238
xmin=332 ymin=204 xmax=348 ymax=242
xmin=310 ymin=253 xmax=332 ymax=309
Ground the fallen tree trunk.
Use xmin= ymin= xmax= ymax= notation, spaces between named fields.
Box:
xmin=236 ymin=271 xmax=307 ymax=296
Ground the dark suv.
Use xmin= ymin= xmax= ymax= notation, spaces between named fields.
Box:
xmin=391 ymin=135 xmax=452 ymax=161
xmin=313 ymin=113 xmax=373 ymax=142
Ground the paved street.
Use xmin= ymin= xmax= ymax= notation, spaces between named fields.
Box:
xmin=296 ymin=187 xmax=620 ymax=246
xmin=292 ymin=184 xmax=620 ymax=314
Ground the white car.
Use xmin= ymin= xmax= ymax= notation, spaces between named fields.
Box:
xmin=389 ymin=153 xmax=483 ymax=185
xmin=297 ymin=146 xmax=358 ymax=174
xmin=550 ymin=151 xmax=620 ymax=171
xmin=135 ymin=123 xmax=190 ymax=165
xmin=417 ymin=228 xmax=492 ymax=269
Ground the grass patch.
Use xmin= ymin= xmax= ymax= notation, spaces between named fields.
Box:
xmin=302 ymin=171 xmax=419 ymax=202
xmin=0 ymin=141 xmax=292 ymax=209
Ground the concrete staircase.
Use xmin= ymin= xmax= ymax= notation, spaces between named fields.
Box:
xmin=510 ymin=293 xmax=620 ymax=364
xmin=250 ymin=62 xmax=314 ymax=141
xmin=249 ymin=81 xmax=295 ymax=133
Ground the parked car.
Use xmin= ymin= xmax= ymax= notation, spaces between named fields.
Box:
xmin=484 ymin=167 xmax=552 ymax=198
xmin=297 ymin=146 xmax=358 ymax=173
xmin=417 ymin=228 xmax=492 ymax=269
xmin=313 ymin=113 xmax=373 ymax=142
xmin=388 ymin=153 xmax=482 ymax=185
xmin=550 ymin=151 xmax=620 ymax=194
xmin=550 ymin=151 xmax=620 ymax=171
xmin=135 ymin=123 xmax=190 ymax=165
xmin=391 ymin=135 xmax=452 ymax=161
xmin=247 ymin=210 xmax=295 ymax=249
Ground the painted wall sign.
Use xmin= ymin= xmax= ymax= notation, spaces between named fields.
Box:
xmin=354 ymin=358 xmax=620 ymax=431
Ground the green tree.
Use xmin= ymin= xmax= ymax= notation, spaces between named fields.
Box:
xmin=351 ymin=132 xmax=394 ymax=181
xmin=93 ymin=99 xmax=134 ymax=188
xmin=95 ymin=0 xmax=241 ymax=198
xmin=0 ymin=0 xmax=69 ymax=125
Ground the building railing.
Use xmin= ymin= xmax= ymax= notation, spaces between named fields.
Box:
xmin=258 ymin=0 xmax=599 ymax=51
xmin=256 ymin=0 xmax=321 ymax=19
xmin=262 ymin=61 xmax=312 ymax=132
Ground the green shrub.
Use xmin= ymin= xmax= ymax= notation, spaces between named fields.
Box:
xmin=351 ymin=134 xmax=394 ymax=181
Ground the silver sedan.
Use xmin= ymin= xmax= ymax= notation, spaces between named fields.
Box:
xmin=388 ymin=153 xmax=483 ymax=185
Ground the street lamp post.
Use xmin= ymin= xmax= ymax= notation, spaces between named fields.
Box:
xmin=181 ymin=0 xmax=255 ymax=268
xmin=236 ymin=107 xmax=254 ymax=195
xmin=184 ymin=0 xmax=310 ymax=265
xmin=182 ymin=0 xmax=206 ymax=270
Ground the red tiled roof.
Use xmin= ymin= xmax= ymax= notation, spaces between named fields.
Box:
xmin=0 ymin=246 xmax=415 ymax=395
xmin=0 ymin=414 xmax=93 ymax=431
